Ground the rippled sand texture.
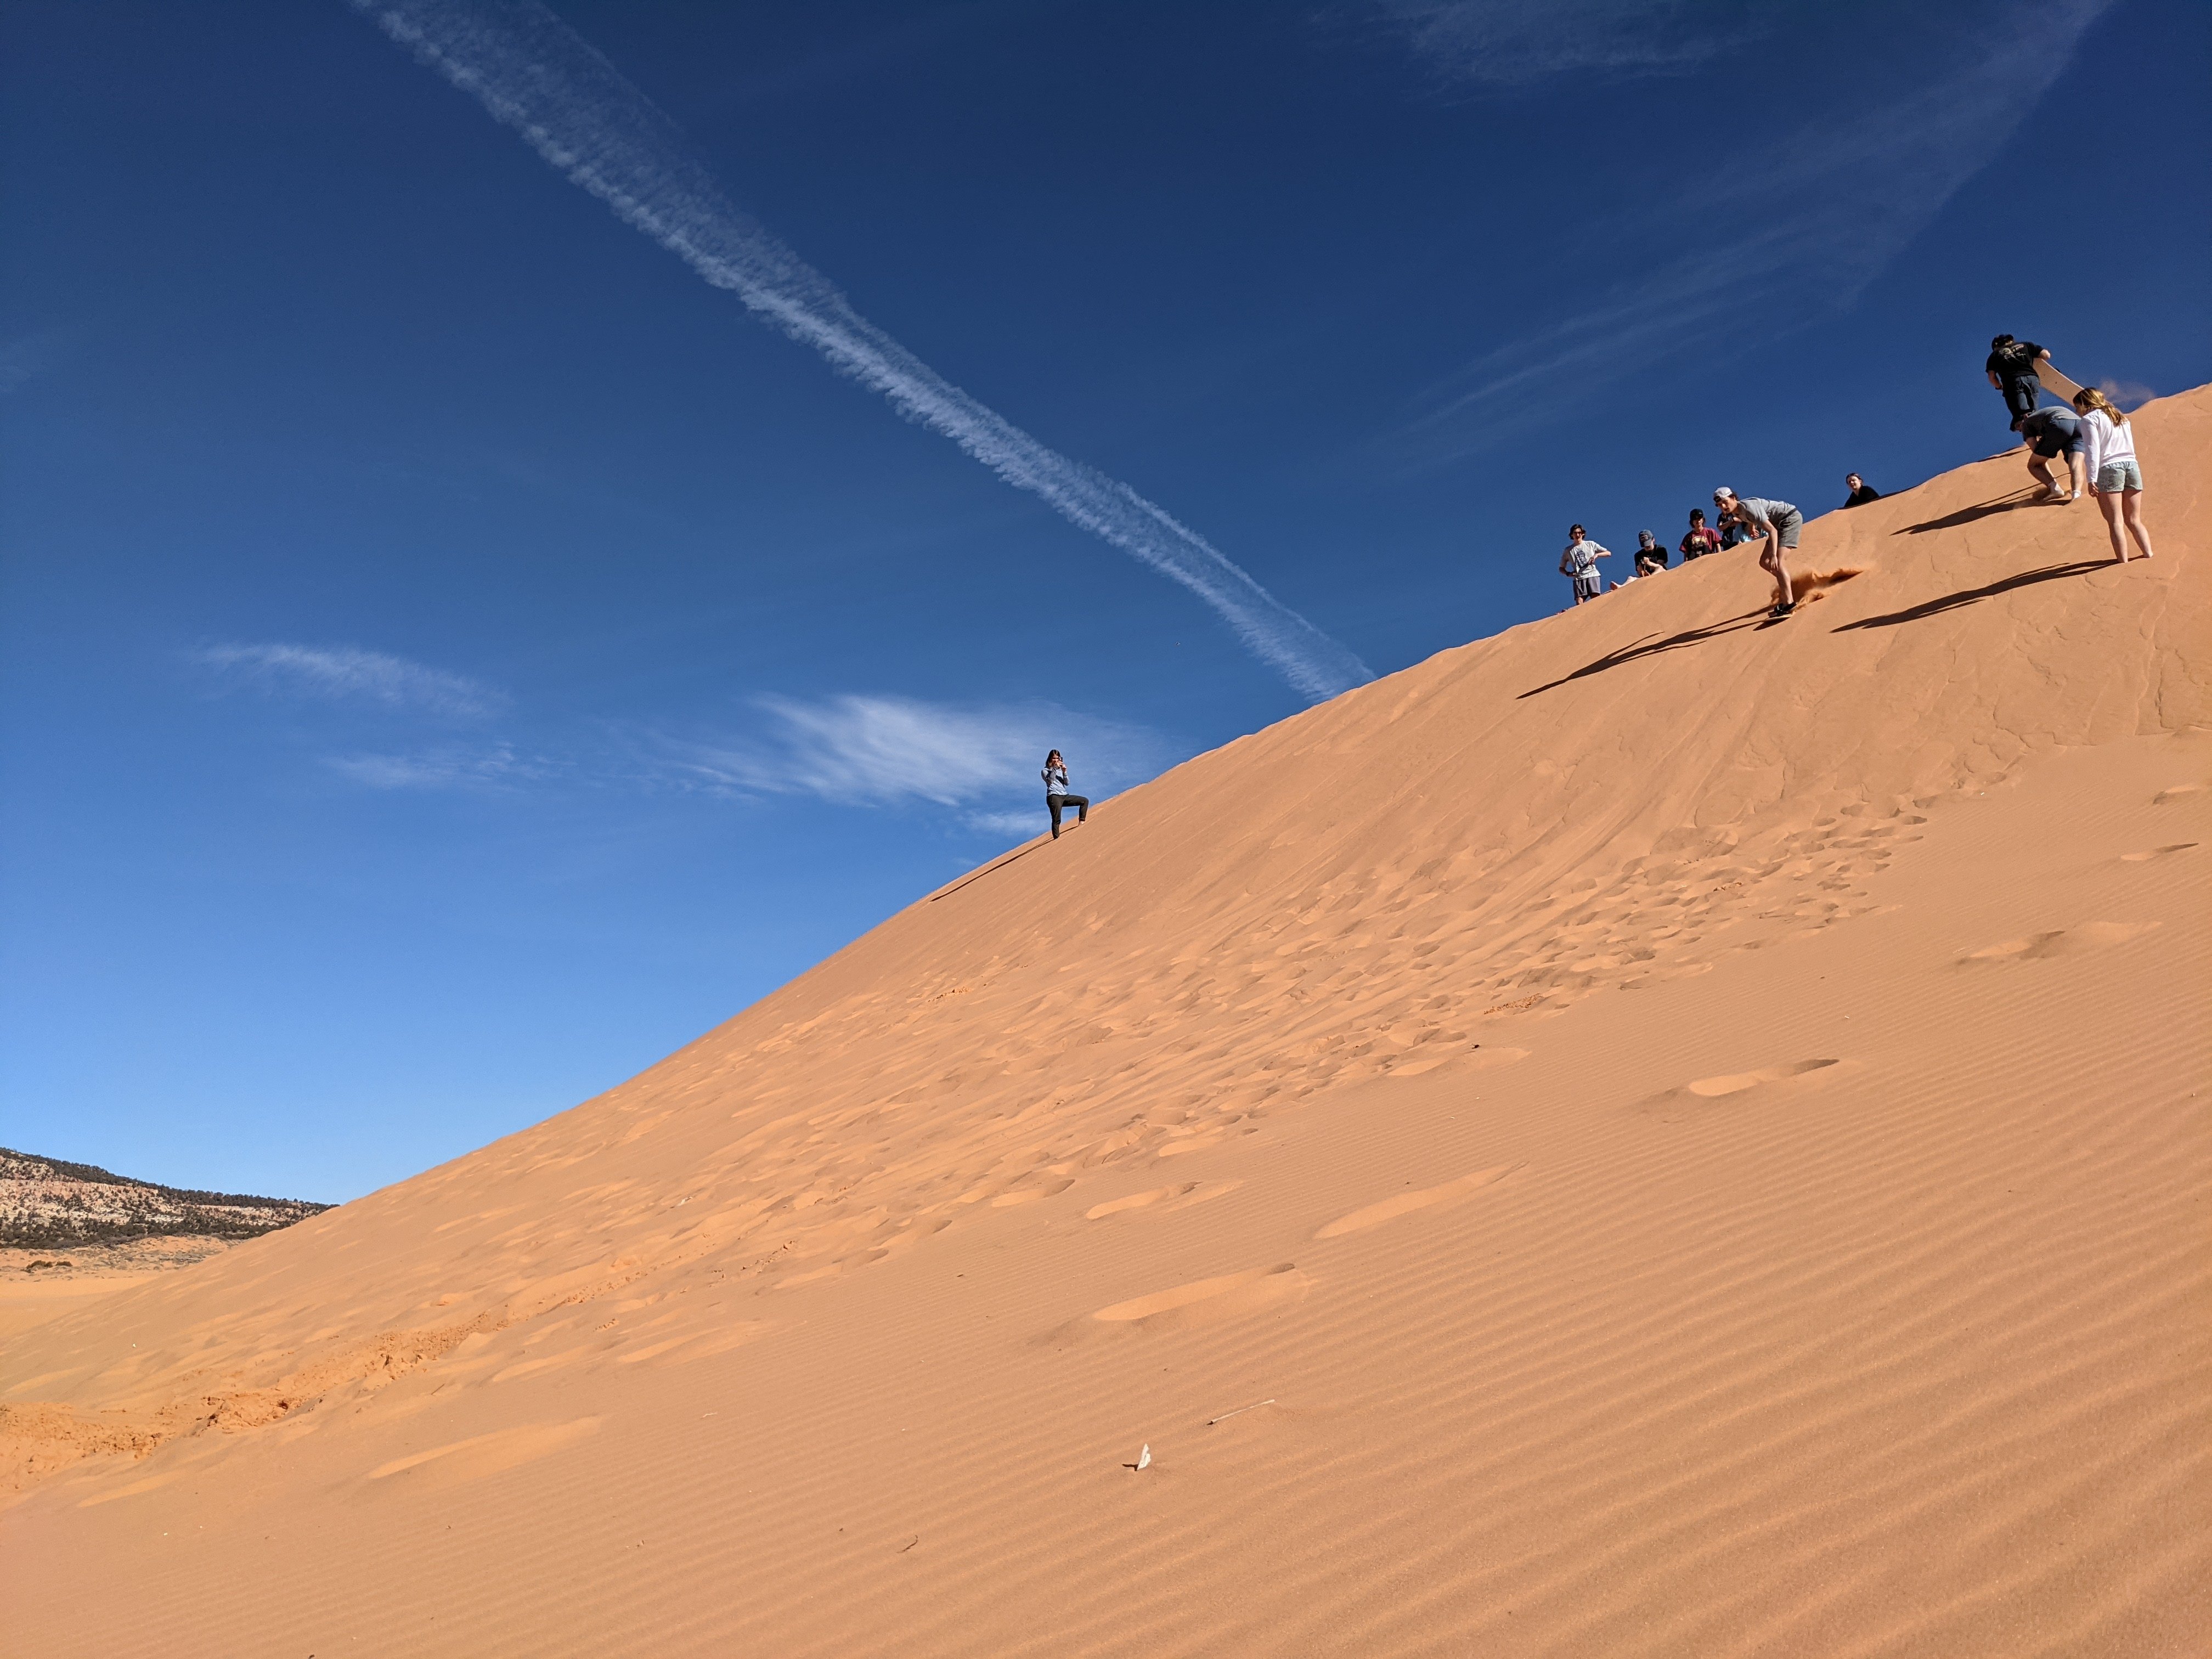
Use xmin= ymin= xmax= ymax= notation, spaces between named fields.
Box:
xmin=3 ymin=387 xmax=2207 ymax=1657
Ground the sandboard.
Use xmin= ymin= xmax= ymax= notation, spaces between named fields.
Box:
xmin=2037 ymin=360 xmax=2086 ymax=403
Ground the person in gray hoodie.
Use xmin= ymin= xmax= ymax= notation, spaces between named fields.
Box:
xmin=1042 ymin=749 xmax=1089 ymax=838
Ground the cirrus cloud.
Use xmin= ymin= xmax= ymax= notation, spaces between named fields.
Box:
xmin=634 ymin=693 xmax=1178 ymax=822
xmin=194 ymin=642 xmax=506 ymax=719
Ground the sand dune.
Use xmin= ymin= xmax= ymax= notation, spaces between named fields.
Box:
xmin=3 ymin=390 xmax=2206 ymax=1656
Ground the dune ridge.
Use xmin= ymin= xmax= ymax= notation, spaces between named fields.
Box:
xmin=2 ymin=390 xmax=2205 ymax=1656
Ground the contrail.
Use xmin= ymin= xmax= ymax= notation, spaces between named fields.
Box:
xmin=350 ymin=0 xmax=1372 ymax=702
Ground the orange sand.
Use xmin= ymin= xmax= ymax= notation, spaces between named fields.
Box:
xmin=3 ymin=391 xmax=2206 ymax=1656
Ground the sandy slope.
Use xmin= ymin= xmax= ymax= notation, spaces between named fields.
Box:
xmin=3 ymin=390 xmax=2206 ymax=1657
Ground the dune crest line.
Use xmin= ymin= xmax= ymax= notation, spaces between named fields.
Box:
xmin=349 ymin=0 xmax=1370 ymax=702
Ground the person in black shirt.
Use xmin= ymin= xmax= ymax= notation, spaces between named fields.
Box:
xmin=1986 ymin=334 xmax=2051 ymax=430
xmin=1843 ymin=473 xmax=1881 ymax=507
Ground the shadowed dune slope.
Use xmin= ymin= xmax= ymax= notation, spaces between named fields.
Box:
xmin=3 ymin=387 xmax=2207 ymax=1657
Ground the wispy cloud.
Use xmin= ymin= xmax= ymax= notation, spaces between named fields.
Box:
xmin=637 ymin=693 xmax=1176 ymax=822
xmin=350 ymin=0 xmax=1371 ymax=703
xmin=0 ymin=330 xmax=65 ymax=394
xmin=1391 ymin=0 xmax=2116 ymax=444
xmin=326 ymin=741 xmax=549 ymax=789
xmin=1377 ymin=0 xmax=1762 ymax=87
xmin=195 ymin=642 xmax=505 ymax=718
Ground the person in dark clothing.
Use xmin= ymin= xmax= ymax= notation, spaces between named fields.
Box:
xmin=1041 ymin=749 xmax=1089 ymax=838
xmin=1986 ymin=334 xmax=2052 ymax=430
xmin=1633 ymin=529 xmax=1668 ymax=576
xmin=1679 ymin=508 xmax=1723 ymax=561
xmin=1843 ymin=473 xmax=1881 ymax=507
xmin=2017 ymin=407 xmax=2086 ymax=502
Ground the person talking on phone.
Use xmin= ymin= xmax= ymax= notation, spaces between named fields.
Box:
xmin=1042 ymin=750 xmax=1089 ymax=839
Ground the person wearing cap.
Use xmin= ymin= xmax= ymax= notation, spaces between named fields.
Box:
xmin=1559 ymin=524 xmax=1610 ymax=606
xmin=1712 ymin=488 xmax=1801 ymax=619
xmin=1632 ymin=529 xmax=1669 ymax=577
xmin=1986 ymin=334 xmax=2052 ymax=431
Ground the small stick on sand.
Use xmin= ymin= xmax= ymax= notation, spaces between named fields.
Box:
xmin=1207 ymin=1399 xmax=1277 ymax=1426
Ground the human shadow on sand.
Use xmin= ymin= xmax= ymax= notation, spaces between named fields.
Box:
xmin=1832 ymin=560 xmax=2109 ymax=633
xmin=1518 ymin=610 xmax=1773 ymax=698
xmin=930 ymin=824 xmax=1090 ymax=900
xmin=1892 ymin=488 xmax=2051 ymax=535
xmin=931 ymin=842 xmax=1045 ymax=900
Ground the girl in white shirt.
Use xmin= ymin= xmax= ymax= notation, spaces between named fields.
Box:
xmin=2073 ymin=387 xmax=2154 ymax=563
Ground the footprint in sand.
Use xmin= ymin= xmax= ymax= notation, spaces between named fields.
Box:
xmin=614 ymin=1322 xmax=774 ymax=1366
xmin=1685 ymin=1059 xmax=1841 ymax=1097
xmin=990 ymin=1179 xmax=1076 ymax=1208
xmin=364 ymin=1417 xmax=601 ymax=1490
xmin=1957 ymin=921 xmax=2159 ymax=964
xmin=77 ymin=1467 xmax=191 ymax=1509
xmin=2119 ymin=843 xmax=2198 ymax=863
xmin=1645 ymin=1059 xmax=1843 ymax=1110
xmin=1085 ymin=1180 xmax=1241 ymax=1222
xmin=1052 ymin=1265 xmax=1307 ymax=1342
xmin=2151 ymin=784 xmax=2205 ymax=806
xmin=1314 ymin=1165 xmax=1519 ymax=1239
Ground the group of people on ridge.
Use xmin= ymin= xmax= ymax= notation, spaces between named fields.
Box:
xmin=1556 ymin=332 xmax=2155 ymax=617
xmin=1987 ymin=334 xmax=2153 ymax=563
xmin=1047 ymin=334 xmax=2159 ymax=846
xmin=1561 ymin=483 xmax=1836 ymax=620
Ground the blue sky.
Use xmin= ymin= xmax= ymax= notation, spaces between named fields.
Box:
xmin=3 ymin=0 xmax=2205 ymax=1202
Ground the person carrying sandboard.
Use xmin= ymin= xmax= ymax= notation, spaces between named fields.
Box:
xmin=1986 ymin=334 xmax=2051 ymax=430
xmin=2035 ymin=359 xmax=2087 ymax=404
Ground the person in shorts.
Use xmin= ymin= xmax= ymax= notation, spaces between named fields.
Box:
xmin=2073 ymin=387 xmax=2154 ymax=562
xmin=1679 ymin=508 xmax=1724 ymax=561
xmin=1633 ymin=529 xmax=1669 ymax=577
xmin=1986 ymin=334 xmax=2052 ymax=430
xmin=2017 ymin=406 xmax=2086 ymax=503
xmin=1559 ymin=525 xmax=1610 ymax=605
xmin=1713 ymin=488 xmax=1801 ymax=618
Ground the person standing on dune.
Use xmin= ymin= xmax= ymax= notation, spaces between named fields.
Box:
xmin=1042 ymin=749 xmax=1090 ymax=839
xmin=1843 ymin=473 xmax=1881 ymax=507
xmin=1560 ymin=524 xmax=1610 ymax=606
xmin=1986 ymin=334 xmax=2052 ymax=430
xmin=1713 ymin=488 xmax=1800 ymax=618
xmin=2017 ymin=405 xmax=2086 ymax=503
xmin=2074 ymin=387 xmax=2154 ymax=563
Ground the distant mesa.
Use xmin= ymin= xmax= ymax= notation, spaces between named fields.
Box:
xmin=0 ymin=1146 xmax=331 ymax=1251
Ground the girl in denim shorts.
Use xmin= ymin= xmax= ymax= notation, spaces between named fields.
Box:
xmin=2074 ymin=387 xmax=2154 ymax=563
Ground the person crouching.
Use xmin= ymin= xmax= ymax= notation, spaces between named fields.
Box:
xmin=1712 ymin=487 xmax=1802 ymax=618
